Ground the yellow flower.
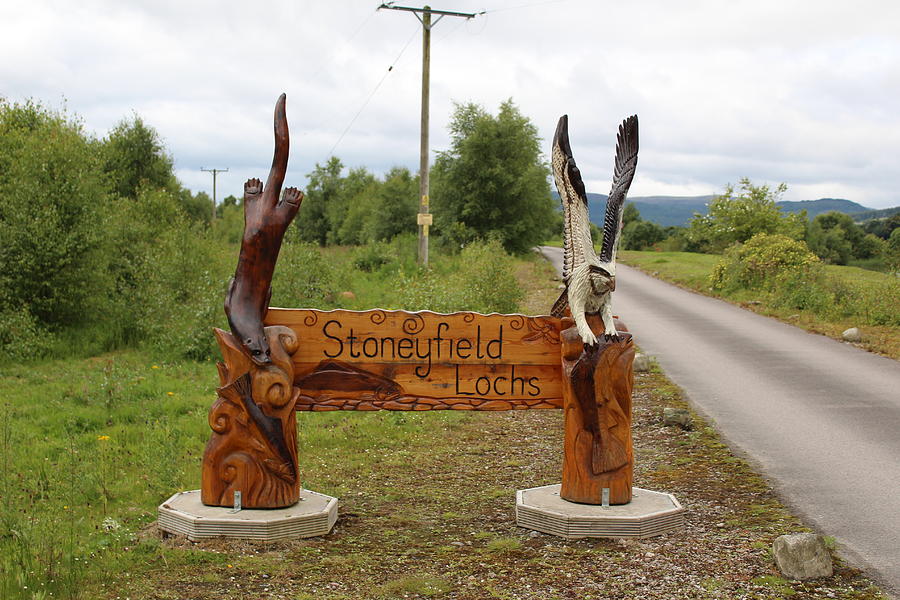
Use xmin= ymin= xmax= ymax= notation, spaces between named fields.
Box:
xmin=167 ymin=392 xmax=174 ymax=396
xmin=151 ymin=365 xmax=159 ymax=369
xmin=63 ymin=505 xmax=69 ymax=510
xmin=97 ymin=435 xmax=110 ymax=441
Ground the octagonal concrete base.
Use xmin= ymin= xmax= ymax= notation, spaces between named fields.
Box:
xmin=516 ymin=484 xmax=683 ymax=539
xmin=158 ymin=489 xmax=337 ymax=542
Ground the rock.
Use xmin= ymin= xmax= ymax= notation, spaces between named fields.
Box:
xmin=663 ymin=407 xmax=693 ymax=430
xmin=340 ymin=291 xmax=356 ymax=300
xmin=773 ymin=533 xmax=833 ymax=580
xmin=633 ymin=353 xmax=651 ymax=372
xmin=842 ymin=327 xmax=862 ymax=342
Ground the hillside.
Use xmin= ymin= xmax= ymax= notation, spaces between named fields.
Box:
xmin=555 ymin=192 xmax=879 ymax=227
xmin=777 ymin=198 xmax=870 ymax=219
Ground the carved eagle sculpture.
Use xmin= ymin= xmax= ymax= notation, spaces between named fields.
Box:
xmin=550 ymin=114 xmax=639 ymax=347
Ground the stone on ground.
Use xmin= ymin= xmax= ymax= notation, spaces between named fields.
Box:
xmin=842 ymin=327 xmax=862 ymax=342
xmin=773 ymin=533 xmax=833 ymax=580
xmin=663 ymin=407 xmax=693 ymax=430
xmin=633 ymin=353 xmax=651 ymax=372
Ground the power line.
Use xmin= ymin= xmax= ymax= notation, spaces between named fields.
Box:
xmin=327 ymin=24 xmax=420 ymax=158
xmin=479 ymin=0 xmax=566 ymax=14
xmin=309 ymin=8 xmax=379 ymax=83
xmin=201 ymin=167 xmax=228 ymax=223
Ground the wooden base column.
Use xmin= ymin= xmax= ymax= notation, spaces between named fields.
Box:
xmin=560 ymin=315 xmax=635 ymax=505
xmin=201 ymin=326 xmax=302 ymax=509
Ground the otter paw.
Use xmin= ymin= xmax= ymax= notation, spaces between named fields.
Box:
xmin=244 ymin=178 xmax=263 ymax=198
xmin=283 ymin=187 xmax=304 ymax=205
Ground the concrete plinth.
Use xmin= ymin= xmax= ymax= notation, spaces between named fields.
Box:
xmin=516 ymin=484 xmax=683 ymax=539
xmin=158 ymin=489 xmax=337 ymax=542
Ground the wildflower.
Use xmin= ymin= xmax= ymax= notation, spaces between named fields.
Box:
xmin=167 ymin=392 xmax=174 ymax=396
xmin=151 ymin=365 xmax=159 ymax=369
xmin=97 ymin=435 xmax=110 ymax=441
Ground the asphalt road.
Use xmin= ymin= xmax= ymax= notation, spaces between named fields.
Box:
xmin=539 ymin=246 xmax=900 ymax=595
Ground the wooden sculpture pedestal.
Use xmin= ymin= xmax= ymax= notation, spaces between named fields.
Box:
xmin=559 ymin=314 xmax=634 ymax=505
xmin=515 ymin=315 xmax=684 ymax=539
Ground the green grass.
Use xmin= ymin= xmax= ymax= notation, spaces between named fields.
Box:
xmin=0 ymin=241 xmax=890 ymax=599
xmin=620 ymin=250 xmax=900 ymax=359
xmin=0 ymin=239 xmax=532 ymax=599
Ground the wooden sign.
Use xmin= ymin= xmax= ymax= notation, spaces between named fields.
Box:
xmin=264 ymin=308 xmax=564 ymax=411
xmin=200 ymin=96 xmax=636 ymax=510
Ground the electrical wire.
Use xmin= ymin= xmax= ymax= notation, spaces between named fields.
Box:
xmin=327 ymin=25 xmax=421 ymax=158
xmin=308 ymin=8 xmax=379 ymax=82
xmin=480 ymin=0 xmax=566 ymax=14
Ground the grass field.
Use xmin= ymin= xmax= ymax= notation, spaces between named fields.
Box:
xmin=0 ymin=246 xmax=889 ymax=599
xmin=619 ymin=250 xmax=900 ymax=360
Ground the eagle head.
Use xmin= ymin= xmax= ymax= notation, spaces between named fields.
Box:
xmin=588 ymin=264 xmax=615 ymax=295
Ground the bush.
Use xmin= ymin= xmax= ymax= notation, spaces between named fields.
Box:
xmin=710 ymin=234 xmax=822 ymax=292
xmin=270 ymin=241 xmax=337 ymax=309
xmin=622 ymin=220 xmax=666 ymax=250
xmin=885 ymin=229 xmax=900 ymax=272
xmin=396 ymin=239 xmax=523 ymax=313
xmin=0 ymin=100 xmax=113 ymax=329
xmin=352 ymin=241 xmax=396 ymax=273
xmin=0 ymin=307 xmax=54 ymax=361
xmin=687 ymin=178 xmax=805 ymax=253
xmin=131 ymin=227 xmax=227 ymax=360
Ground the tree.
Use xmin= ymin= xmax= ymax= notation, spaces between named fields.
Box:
xmin=366 ymin=167 xmax=418 ymax=242
xmin=686 ymin=178 xmax=805 ymax=253
xmin=296 ymin=157 xmax=343 ymax=245
xmin=431 ymin=100 xmax=556 ymax=254
xmin=0 ymin=99 xmax=112 ymax=327
xmin=622 ymin=220 xmax=666 ymax=250
xmin=807 ymin=211 xmax=882 ymax=264
xmin=102 ymin=114 xmax=176 ymax=199
xmin=622 ymin=202 xmax=641 ymax=228
xmin=885 ymin=228 xmax=900 ymax=272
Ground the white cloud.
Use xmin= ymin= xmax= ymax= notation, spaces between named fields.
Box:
xmin=2 ymin=0 xmax=898 ymax=208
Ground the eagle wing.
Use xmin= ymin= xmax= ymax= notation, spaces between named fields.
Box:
xmin=552 ymin=115 xmax=596 ymax=282
xmin=598 ymin=115 xmax=639 ymax=264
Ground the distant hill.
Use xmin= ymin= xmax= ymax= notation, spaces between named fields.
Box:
xmin=849 ymin=206 xmax=900 ymax=222
xmin=553 ymin=192 xmax=878 ymax=227
xmin=777 ymin=198 xmax=870 ymax=219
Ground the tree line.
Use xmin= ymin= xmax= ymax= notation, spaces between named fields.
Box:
xmin=618 ymin=178 xmax=900 ymax=271
xmin=0 ymin=97 xmax=556 ymax=361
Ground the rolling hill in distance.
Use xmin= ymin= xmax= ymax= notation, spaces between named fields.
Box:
xmin=555 ymin=192 xmax=891 ymax=227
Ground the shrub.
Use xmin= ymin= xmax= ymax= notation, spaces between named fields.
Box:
xmin=270 ymin=241 xmax=337 ymax=309
xmin=885 ymin=228 xmax=900 ymax=272
xmin=0 ymin=307 xmax=54 ymax=361
xmin=710 ymin=233 xmax=821 ymax=292
xmin=622 ymin=220 xmax=666 ymax=250
xmin=0 ymin=100 xmax=113 ymax=328
xmin=396 ymin=239 xmax=523 ymax=314
xmin=131 ymin=227 xmax=226 ymax=360
xmin=352 ymin=241 xmax=395 ymax=273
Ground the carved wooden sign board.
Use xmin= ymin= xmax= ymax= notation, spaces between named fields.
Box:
xmin=266 ymin=308 xmax=564 ymax=411
xmin=200 ymin=94 xmax=637 ymax=512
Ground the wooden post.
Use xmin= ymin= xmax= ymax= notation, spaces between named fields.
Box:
xmin=559 ymin=315 xmax=635 ymax=505
xmin=201 ymin=326 xmax=302 ymax=508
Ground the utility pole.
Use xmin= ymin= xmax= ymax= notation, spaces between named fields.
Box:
xmin=201 ymin=167 xmax=229 ymax=224
xmin=378 ymin=3 xmax=477 ymax=266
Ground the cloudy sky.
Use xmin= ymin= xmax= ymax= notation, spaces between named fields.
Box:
xmin=2 ymin=0 xmax=898 ymax=208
